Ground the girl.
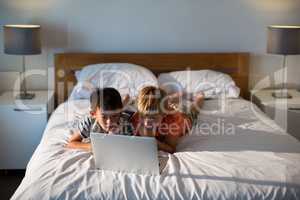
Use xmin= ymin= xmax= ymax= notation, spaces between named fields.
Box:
xmin=131 ymin=86 xmax=204 ymax=153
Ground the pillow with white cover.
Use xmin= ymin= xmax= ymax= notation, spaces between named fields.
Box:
xmin=69 ymin=63 xmax=158 ymax=100
xmin=158 ymin=70 xmax=240 ymax=98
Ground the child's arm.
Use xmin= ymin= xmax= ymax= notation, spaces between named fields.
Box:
xmin=66 ymin=131 xmax=92 ymax=152
xmin=157 ymin=140 xmax=176 ymax=154
xmin=164 ymin=135 xmax=180 ymax=153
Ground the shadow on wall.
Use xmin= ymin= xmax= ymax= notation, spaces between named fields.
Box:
xmin=30 ymin=19 xmax=90 ymax=62
xmin=40 ymin=22 xmax=69 ymax=50
xmin=23 ymin=19 xmax=70 ymax=51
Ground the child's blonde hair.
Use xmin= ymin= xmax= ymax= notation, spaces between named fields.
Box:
xmin=137 ymin=86 xmax=167 ymax=115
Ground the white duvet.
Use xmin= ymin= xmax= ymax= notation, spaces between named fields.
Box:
xmin=12 ymin=99 xmax=300 ymax=200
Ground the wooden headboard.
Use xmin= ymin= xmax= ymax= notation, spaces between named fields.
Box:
xmin=55 ymin=53 xmax=249 ymax=105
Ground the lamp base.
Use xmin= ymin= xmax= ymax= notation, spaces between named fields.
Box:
xmin=16 ymin=92 xmax=35 ymax=100
xmin=272 ymin=90 xmax=292 ymax=99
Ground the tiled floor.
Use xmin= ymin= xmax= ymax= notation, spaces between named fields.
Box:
xmin=0 ymin=170 xmax=24 ymax=200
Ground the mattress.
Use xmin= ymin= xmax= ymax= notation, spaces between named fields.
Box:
xmin=12 ymin=99 xmax=300 ymax=200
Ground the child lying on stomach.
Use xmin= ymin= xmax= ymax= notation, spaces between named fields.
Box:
xmin=66 ymin=87 xmax=133 ymax=151
xmin=131 ymin=86 xmax=204 ymax=154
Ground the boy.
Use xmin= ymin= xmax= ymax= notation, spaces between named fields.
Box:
xmin=66 ymin=87 xmax=133 ymax=151
xmin=131 ymin=86 xmax=204 ymax=154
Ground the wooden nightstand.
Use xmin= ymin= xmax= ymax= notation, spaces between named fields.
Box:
xmin=251 ymin=89 xmax=300 ymax=141
xmin=0 ymin=90 xmax=54 ymax=169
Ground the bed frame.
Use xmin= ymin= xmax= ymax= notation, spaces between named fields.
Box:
xmin=54 ymin=53 xmax=249 ymax=106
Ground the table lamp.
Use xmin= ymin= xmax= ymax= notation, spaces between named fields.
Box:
xmin=3 ymin=24 xmax=41 ymax=99
xmin=267 ymin=25 xmax=300 ymax=99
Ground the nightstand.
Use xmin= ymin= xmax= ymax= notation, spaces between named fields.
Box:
xmin=0 ymin=90 xmax=54 ymax=169
xmin=251 ymin=89 xmax=300 ymax=141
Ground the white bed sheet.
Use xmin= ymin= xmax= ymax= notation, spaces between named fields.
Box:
xmin=12 ymin=99 xmax=300 ymax=200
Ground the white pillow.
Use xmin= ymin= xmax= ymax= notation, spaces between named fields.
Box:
xmin=69 ymin=63 xmax=158 ymax=100
xmin=158 ymin=70 xmax=240 ymax=98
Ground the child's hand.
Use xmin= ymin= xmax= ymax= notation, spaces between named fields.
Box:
xmin=65 ymin=141 xmax=92 ymax=152
xmin=65 ymin=142 xmax=73 ymax=149
xmin=107 ymin=125 xmax=120 ymax=135
xmin=138 ymin=128 xmax=156 ymax=137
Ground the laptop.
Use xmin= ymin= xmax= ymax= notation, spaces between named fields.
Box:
xmin=91 ymin=132 xmax=160 ymax=175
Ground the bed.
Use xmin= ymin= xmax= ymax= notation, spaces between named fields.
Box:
xmin=12 ymin=53 xmax=300 ymax=200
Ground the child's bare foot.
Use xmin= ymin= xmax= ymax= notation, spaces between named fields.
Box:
xmin=191 ymin=92 xmax=205 ymax=113
xmin=194 ymin=92 xmax=204 ymax=106
xmin=166 ymin=92 xmax=184 ymax=111
xmin=122 ymin=94 xmax=130 ymax=106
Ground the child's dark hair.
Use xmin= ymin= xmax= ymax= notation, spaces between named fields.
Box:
xmin=90 ymin=88 xmax=123 ymax=112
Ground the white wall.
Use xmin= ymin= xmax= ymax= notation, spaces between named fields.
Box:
xmin=0 ymin=0 xmax=300 ymax=91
